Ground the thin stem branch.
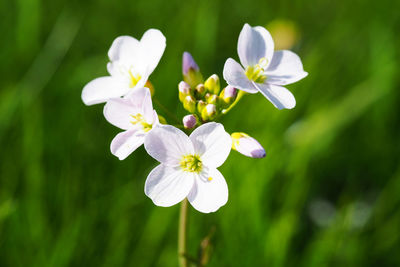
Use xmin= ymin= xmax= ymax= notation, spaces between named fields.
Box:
xmin=153 ymin=96 xmax=181 ymax=124
xmin=178 ymin=198 xmax=189 ymax=267
xmin=221 ymin=90 xmax=247 ymax=115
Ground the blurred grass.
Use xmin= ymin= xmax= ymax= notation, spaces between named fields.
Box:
xmin=1 ymin=0 xmax=400 ymax=266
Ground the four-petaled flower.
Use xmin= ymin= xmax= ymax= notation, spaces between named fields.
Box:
xmin=82 ymin=29 xmax=166 ymax=105
xmin=104 ymin=87 xmax=159 ymax=160
xmin=223 ymin=23 xmax=308 ymax=110
xmin=144 ymin=123 xmax=232 ymax=213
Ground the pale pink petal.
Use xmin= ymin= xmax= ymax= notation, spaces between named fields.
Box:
xmin=144 ymin=125 xmax=194 ymax=166
xmin=223 ymin=58 xmax=258 ymax=93
xmin=81 ymin=76 xmax=130 ymax=105
xmin=145 ymin=164 xmax=195 ymax=207
xmin=188 ymin=168 xmax=228 ymax=213
xmin=110 ymin=128 xmax=145 ymax=160
xmin=189 ymin=123 xmax=231 ymax=168
xmin=265 ymin=50 xmax=308 ymax=85
xmin=255 ymin=83 xmax=296 ymax=110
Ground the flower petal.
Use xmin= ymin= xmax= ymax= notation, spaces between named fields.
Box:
xmin=223 ymin=58 xmax=258 ymax=93
xmin=103 ymin=87 xmax=153 ymax=130
xmin=237 ymin=24 xmax=274 ymax=67
xmin=138 ymin=29 xmax=166 ymax=76
xmin=255 ymin=83 xmax=296 ymax=110
xmin=108 ymin=36 xmax=140 ymax=64
xmin=81 ymin=76 xmax=130 ymax=105
xmin=110 ymin=128 xmax=146 ymax=160
xmin=140 ymin=87 xmax=155 ymax=123
xmin=189 ymin=122 xmax=231 ymax=168
xmin=144 ymin=125 xmax=194 ymax=166
xmin=265 ymin=50 xmax=308 ymax=85
xmin=145 ymin=164 xmax=195 ymax=207
xmin=188 ymin=168 xmax=228 ymax=213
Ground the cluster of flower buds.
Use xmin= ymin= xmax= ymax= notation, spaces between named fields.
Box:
xmin=180 ymin=52 xmax=238 ymax=126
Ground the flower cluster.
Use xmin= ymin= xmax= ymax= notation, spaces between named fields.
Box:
xmin=82 ymin=24 xmax=307 ymax=213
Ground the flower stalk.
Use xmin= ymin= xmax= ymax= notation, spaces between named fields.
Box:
xmin=178 ymin=199 xmax=189 ymax=267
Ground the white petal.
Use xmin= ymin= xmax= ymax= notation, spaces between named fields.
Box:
xmin=188 ymin=168 xmax=228 ymax=213
xmin=103 ymin=87 xmax=153 ymax=130
xmin=145 ymin=164 xmax=195 ymax=207
xmin=138 ymin=29 xmax=166 ymax=76
xmin=237 ymin=24 xmax=274 ymax=67
xmin=104 ymin=98 xmax=137 ymax=130
xmin=110 ymin=128 xmax=145 ymax=160
xmin=144 ymin=125 xmax=194 ymax=166
xmin=265 ymin=50 xmax=308 ymax=85
xmin=81 ymin=76 xmax=130 ymax=105
xmin=223 ymin=58 xmax=258 ymax=93
xmin=108 ymin=36 xmax=140 ymax=64
xmin=189 ymin=122 xmax=231 ymax=168
xmin=255 ymin=83 xmax=296 ymax=110
xmin=140 ymin=87 xmax=155 ymax=123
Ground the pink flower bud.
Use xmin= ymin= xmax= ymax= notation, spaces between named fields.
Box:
xmin=224 ymin=86 xmax=237 ymax=98
xmin=183 ymin=114 xmax=197 ymax=129
xmin=231 ymin=132 xmax=266 ymax=158
xmin=182 ymin=52 xmax=199 ymax=75
xmin=179 ymin=81 xmax=191 ymax=94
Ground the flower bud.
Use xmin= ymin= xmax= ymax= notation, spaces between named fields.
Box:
xmin=182 ymin=52 xmax=203 ymax=88
xmin=231 ymin=132 xmax=266 ymax=158
xmin=201 ymin=104 xmax=217 ymax=121
xmin=204 ymin=74 xmax=220 ymax=95
xmin=195 ymin=83 xmax=206 ymax=98
xmin=183 ymin=95 xmax=196 ymax=113
xmin=206 ymin=94 xmax=218 ymax=105
xmin=219 ymin=85 xmax=237 ymax=107
xmin=157 ymin=115 xmax=167 ymax=124
xmin=183 ymin=114 xmax=197 ymax=129
xmin=197 ymin=100 xmax=206 ymax=114
xmin=179 ymin=81 xmax=192 ymax=102
xmin=145 ymin=80 xmax=155 ymax=96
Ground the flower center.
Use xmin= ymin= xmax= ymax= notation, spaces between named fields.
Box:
xmin=128 ymin=70 xmax=142 ymax=88
xmin=245 ymin=57 xmax=268 ymax=83
xmin=130 ymin=114 xmax=152 ymax=132
xmin=180 ymin=154 xmax=203 ymax=173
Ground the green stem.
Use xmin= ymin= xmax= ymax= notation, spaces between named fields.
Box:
xmin=221 ymin=90 xmax=247 ymax=115
xmin=153 ymin=97 xmax=181 ymax=124
xmin=178 ymin=198 xmax=189 ymax=267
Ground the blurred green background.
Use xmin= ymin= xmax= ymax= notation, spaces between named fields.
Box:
xmin=1 ymin=0 xmax=400 ymax=266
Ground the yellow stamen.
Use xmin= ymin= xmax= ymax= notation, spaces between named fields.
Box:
xmin=130 ymin=114 xmax=152 ymax=132
xmin=128 ymin=70 xmax=142 ymax=88
xmin=245 ymin=57 xmax=268 ymax=83
xmin=207 ymin=177 xmax=213 ymax=181
xmin=180 ymin=154 xmax=203 ymax=173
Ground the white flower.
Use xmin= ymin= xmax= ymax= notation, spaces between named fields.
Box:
xmin=223 ymin=23 xmax=308 ymax=109
xmin=82 ymin=29 xmax=166 ymax=105
xmin=144 ymin=122 xmax=232 ymax=213
xmin=103 ymin=87 xmax=159 ymax=160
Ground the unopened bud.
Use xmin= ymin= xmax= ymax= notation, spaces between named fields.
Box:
xmin=231 ymin=132 xmax=266 ymax=158
xmin=197 ymin=100 xmax=206 ymax=114
xmin=201 ymin=104 xmax=217 ymax=121
xmin=206 ymin=94 xmax=218 ymax=105
xmin=183 ymin=95 xmax=196 ymax=113
xmin=179 ymin=81 xmax=192 ymax=102
xmin=145 ymin=80 xmax=155 ymax=96
xmin=183 ymin=114 xmax=197 ymax=129
xmin=195 ymin=84 xmax=206 ymax=98
xmin=219 ymin=86 xmax=237 ymax=107
xmin=157 ymin=115 xmax=167 ymax=124
xmin=204 ymin=74 xmax=220 ymax=95
xmin=182 ymin=52 xmax=203 ymax=88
